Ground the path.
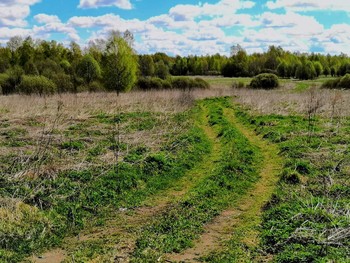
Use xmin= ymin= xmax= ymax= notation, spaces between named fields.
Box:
xmin=166 ymin=106 xmax=282 ymax=262
xmin=28 ymin=104 xmax=222 ymax=263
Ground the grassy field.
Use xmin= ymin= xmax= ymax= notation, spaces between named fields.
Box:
xmin=0 ymin=77 xmax=349 ymax=262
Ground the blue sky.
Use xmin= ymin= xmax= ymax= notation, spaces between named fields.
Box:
xmin=1 ymin=0 xmax=350 ymax=56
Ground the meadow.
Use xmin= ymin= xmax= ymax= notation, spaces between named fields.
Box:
xmin=0 ymin=78 xmax=349 ymax=262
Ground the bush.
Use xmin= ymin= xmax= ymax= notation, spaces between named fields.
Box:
xmin=322 ymin=74 xmax=350 ymax=90
xmin=18 ymin=75 xmax=57 ymax=95
xmin=193 ymin=77 xmax=210 ymax=89
xmin=232 ymin=81 xmax=245 ymax=89
xmin=50 ymin=73 xmax=75 ymax=93
xmin=88 ymin=81 xmax=105 ymax=92
xmin=171 ymin=77 xmax=209 ymax=90
xmin=250 ymin=73 xmax=279 ymax=89
xmin=136 ymin=77 xmax=166 ymax=90
xmin=322 ymin=78 xmax=341 ymax=89
xmin=338 ymin=73 xmax=350 ymax=89
xmin=1 ymin=66 xmax=24 ymax=95
xmin=0 ymin=73 xmax=9 ymax=95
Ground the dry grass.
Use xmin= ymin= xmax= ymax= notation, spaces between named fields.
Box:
xmin=232 ymin=87 xmax=350 ymax=117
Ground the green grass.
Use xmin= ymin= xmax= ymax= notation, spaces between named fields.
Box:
xmin=0 ymin=109 xmax=211 ymax=262
xmin=205 ymin=77 xmax=252 ymax=86
xmin=234 ymin=107 xmax=350 ymax=262
xmin=131 ymin=97 xmax=261 ymax=262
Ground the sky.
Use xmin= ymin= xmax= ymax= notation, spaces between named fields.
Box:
xmin=0 ymin=0 xmax=350 ymax=56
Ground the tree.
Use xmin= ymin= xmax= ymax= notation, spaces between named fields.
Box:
xmin=277 ymin=61 xmax=288 ymax=78
xmin=155 ymin=60 xmax=169 ymax=79
xmin=103 ymin=36 xmax=138 ymax=95
xmin=313 ymin=61 xmax=323 ymax=77
xmin=138 ymin=55 xmax=155 ymax=77
xmin=76 ymin=55 xmax=101 ymax=84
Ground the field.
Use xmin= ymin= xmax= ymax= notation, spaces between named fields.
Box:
xmin=1 ymin=79 xmax=349 ymax=262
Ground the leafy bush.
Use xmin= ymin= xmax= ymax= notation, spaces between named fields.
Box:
xmin=18 ymin=75 xmax=57 ymax=95
xmin=250 ymin=73 xmax=279 ymax=89
xmin=0 ymin=73 xmax=9 ymax=94
xmin=1 ymin=66 xmax=24 ymax=94
xmin=50 ymin=73 xmax=75 ymax=93
xmin=338 ymin=73 xmax=350 ymax=89
xmin=171 ymin=77 xmax=209 ymax=90
xmin=232 ymin=81 xmax=245 ymax=89
xmin=322 ymin=78 xmax=341 ymax=89
xmin=322 ymin=74 xmax=350 ymax=89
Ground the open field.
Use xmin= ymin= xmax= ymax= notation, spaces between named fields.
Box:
xmin=1 ymin=78 xmax=349 ymax=262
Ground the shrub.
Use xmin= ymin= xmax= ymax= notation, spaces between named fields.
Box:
xmin=50 ymin=73 xmax=75 ymax=93
xmin=232 ymin=81 xmax=245 ymax=89
xmin=88 ymin=81 xmax=105 ymax=92
xmin=0 ymin=73 xmax=9 ymax=95
xmin=171 ymin=77 xmax=209 ymax=90
xmin=136 ymin=77 xmax=166 ymax=90
xmin=322 ymin=78 xmax=341 ymax=89
xmin=193 ymin=77 xmax=210 ymax=89
xmin=338 ymin=73 xmax=350 ymax=89
xmin=322 ymin=74 xmax=350 ymax=90
xmin=18 ymin=75 xmax=57 ymax=95
xmin=171 ymin=77 xmax=191 ymax=90
xmin=2 ymin=66 xmax=24 ymax=94
xmin=250 ymin=73 xmax=279 ymax=89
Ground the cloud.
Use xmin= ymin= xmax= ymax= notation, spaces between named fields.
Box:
xmin=266 ymin=0 xmax=350 ymax=12
xmin=0 ymin=0 xmax=41 ymax=27
xmin=34 ymin=14 xmax=61 ymax=24
xmin=169 ymin=0 xmax=255 ymax=21
xmin=78 ymin=0 xmax=132 ymax=9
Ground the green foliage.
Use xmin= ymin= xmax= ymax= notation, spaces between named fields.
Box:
xmin=322 ymin=74 xmax=350 ymax=89
xmin=250 ymin=73 xmax=279 ymax=89
xmin=171 ymin=77 xmax=209 ymax=90
xmin=18 ymin=75 xmax=57 ymax=95
xmin=138 ymin=54 xmax=155 ymax=77
xmin=50 ymin=73 xmax=75 ymax=93
xmin=104 ymin=37 xmax=138 ymax=94
xmin=2 ymin=66 xmax=24 ymax=94
xmin=295 ymin=61 xmax=317 ymax=80
xmin=76 ymin=55 xmax=101 ymax=84
xmin=155 ymin=60 xmax=169 ymax=79
xmin=338 ymin=73 xmax=350 ymax=89
xmin=136 ymin=77 xmax=209 ymax=90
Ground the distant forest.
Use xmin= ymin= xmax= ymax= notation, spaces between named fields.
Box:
xmin=1 ymin=31 xmax=350 ymax=95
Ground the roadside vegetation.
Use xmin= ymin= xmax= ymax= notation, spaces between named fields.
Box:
xmin=1 ymin=31 xmax=350 ymax=263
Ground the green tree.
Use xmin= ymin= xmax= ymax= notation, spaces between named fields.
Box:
xmin=76 ymin=55 xmax=101 ymax=84
xmin=138 ymin=55 xmax=155 ymax=77
xmin=103 ymin=36 xmax=138 ymax=95
xmin=155 ymin=60 xmax=169 ymax=79
xmin=313 ymin=61 xmax=323 ymax=77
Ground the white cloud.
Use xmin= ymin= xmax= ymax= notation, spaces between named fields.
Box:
xmin=34 ymin=14 xmax=61 ymax=24
xmin=266 ymin=0 xmax=350 ymax=12
xmin=169 ymin=0 xmax=255 ymax=21
xmin=0 ymin=0 xmax=41 ymax=27
xmin=78 ymin=0 xmax=132 ymax=10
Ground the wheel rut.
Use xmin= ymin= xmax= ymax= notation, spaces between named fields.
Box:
xmin=28 ymin=105 xmax=221 ymax=263
xmin=166 ymin=106 xmax=282 ymax=262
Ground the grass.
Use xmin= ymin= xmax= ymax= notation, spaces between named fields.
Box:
xmin=0 ymin=94 xmax=212 ymax=262
xmin=234 ymin=105 xmax=350 ymax=262
xmin=1 ymin=82 xmax=349 ymax=262
xmin=131 ymin=97 xmax=261 ymax=262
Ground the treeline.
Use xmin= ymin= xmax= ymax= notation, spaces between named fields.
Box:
xmin=1 ymin=33 xmax=350 ymax=95
xmin=167 ymin=45 xmax=350 ymax=80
